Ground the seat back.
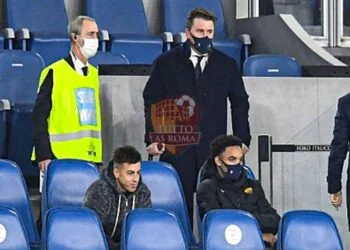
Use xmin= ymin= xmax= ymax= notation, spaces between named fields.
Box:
xmin=6 ymin=0 xmax=68 ymax=33
xmin=86 ymin=0 xmax=149 ymax=35
xmin=0 ymin=51 xmax=44 ymax=180
xmin=0 ymin=51 xmax=44 ymax=104
xmin=0 ymin=206 xmax=30 ymax=250
xmin=163 ymin=0 xmax=227 ymax=39
xmin=43 ymin=207 xmax=108 ymax=250
xmin=121 ymin=208 xmax=188 ymax=250
xmin=202 ymin=209 xmax=265 ymax=250
xmin=0 ymin=159 xmax=39 ymax=247
xmin=141 ymin=161 xmax=196 ymax=245
xmin=243 ymin=54 xmax=302 ymax=77
xmin=277 ymin=210 xmax=343 ymax=250
xmin=41 ymin=159 xmax=99 ymax=220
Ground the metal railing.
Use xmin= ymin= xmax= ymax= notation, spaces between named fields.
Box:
xmin=257 ymin=134 xmax=330 ymax=205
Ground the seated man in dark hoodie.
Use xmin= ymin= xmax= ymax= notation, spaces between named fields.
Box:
xmin=197 ymin=135 xmax=280 ymax=248
xmin=83 ymin=145 xmax=151 ymax=249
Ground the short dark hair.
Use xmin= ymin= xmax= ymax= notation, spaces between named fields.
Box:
xmin=186 ymin=8 xmax=217 ymax=30
xmin=113 ymin=145 xmax=141 ymax=166
xmin=210 ymin=135 xmax=242 ymax=159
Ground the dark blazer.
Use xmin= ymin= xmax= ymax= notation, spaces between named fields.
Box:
xmin=328 ymin=92 xmax=350 ymax=229
xmin=197 ymin=159 xmax=280 ymax=234
xmin=143 ymin=42 xmax=251 ymax=209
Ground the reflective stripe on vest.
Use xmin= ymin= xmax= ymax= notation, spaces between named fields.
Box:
xmin=50 ymin=130 xmax=102 ymax=141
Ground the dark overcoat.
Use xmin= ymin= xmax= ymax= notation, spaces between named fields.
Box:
xmin=143 ymin=41 xmax=251 ymax=211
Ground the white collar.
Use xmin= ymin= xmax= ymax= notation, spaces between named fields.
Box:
xmin=189 ymin=47 xmax=209 ymax=58
xmin=70 ymin=51 xmax=89 ymax=74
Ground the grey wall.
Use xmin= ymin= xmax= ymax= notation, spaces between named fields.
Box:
xmin=99 ymin=75 xmax=350 ymax=248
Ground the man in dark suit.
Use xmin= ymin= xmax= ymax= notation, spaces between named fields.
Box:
xmin=143 ymin=8 xmax=251 ymax=220
xmin=328 ymin=93 xmax=350 ymax=230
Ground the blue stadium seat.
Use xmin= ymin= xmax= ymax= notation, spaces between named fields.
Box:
xmin=0 ymin=159 xmax=40 ymax=248
xmin=163 ymin=0 xmax=244 ymax=69
xmin=41 ymin=159 xmax=99 ymax=222
xmin=6 ymin=0 xmax=71 ymax=65
xmin=243 ymin=54 xmax=302 ymax=77
xmin=86 ymin=0 xmax=164 ymax=64
xmin=141 ymin=161 xmax=197 ymax=247
xmin=43 ymin=207 xmax=108 ymax=250
xmin=121 ymin=208 xmax=188 ymax=250
xmin=0 ymin=50 xmax=44 ymax=182
xmin=202 ymin=209 xmax=265 ymax=250
xmin=277 ymin=210 xmax=343 ymax=250
xmin=0 ymin=206 xmax=30 ymax=250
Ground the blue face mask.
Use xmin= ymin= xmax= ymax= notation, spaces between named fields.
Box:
xmin=190 ymin=33 xmax=213 ymax=54
xmin=220 ymin=160 xmax=243 ymax=182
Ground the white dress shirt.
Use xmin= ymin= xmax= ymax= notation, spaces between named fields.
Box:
xmin=70 ymin=51 xmax=89 ymax=76
xmin=189 ymin=47 xmax=209 ymax=72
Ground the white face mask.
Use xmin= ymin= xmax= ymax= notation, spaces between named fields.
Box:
xmin=78 ymin=38 xmax=98 ymax=59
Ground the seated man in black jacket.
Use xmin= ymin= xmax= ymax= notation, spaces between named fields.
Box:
xmin=197 ymin=135 xmax=280 ymax=248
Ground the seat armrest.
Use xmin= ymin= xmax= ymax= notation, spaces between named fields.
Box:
xmin=161 ymin=32 xmax=173 ymax=51
xmin=0 ymin=99 xmax=11 ymax=111
xmin=15 ymin=28 xmax=30 ymax=51
xmin=16 ymin=28 xmax=30 ymax=40
xmin=173 ymin=32 xmax=187 ymax=45
xmin=98 ymin=29 xmax=110 ymax=52
xmin=3 ymin=28 xmax=15 ymax=40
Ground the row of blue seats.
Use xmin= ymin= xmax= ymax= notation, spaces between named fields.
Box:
xmin=0 ymin=0 xmax=245 ymax=66
xmin=0 ymin=0 xmax=303 ymax=75
xmin=0 ymin=158 xmax=344 ymax=249
xmin=0 ymin=204 xmax=344 ymax=250
xmin=0 ymin=159 xmax=196 ymax=248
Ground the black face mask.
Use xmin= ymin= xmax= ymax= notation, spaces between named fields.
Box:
xmin=189 ymin=33 xmax=213 ymax=54
xmin=220 ymin=159 xmax=243 ymax=182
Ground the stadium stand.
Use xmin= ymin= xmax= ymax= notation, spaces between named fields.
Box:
xmin=121 ymin=208 xmax=188 ymax=250
xmin=0 ymin=206 xmax=31 ymax=250
xmin=0 ymin=50 xmax=44 ymax=183
xmin=0 ymin=159 xmax=40 ymax=249
xmin=42 ymin=207 xmax=108 ymax=250
xmin=141 ymin=161 xmax=197 ymax=248
xmin=277 ymin=210 xmax=343 ymax=250
xmin=86 ymin=0 xmax=165 ymax=64
xmin=5 ymin=0 xmax=71 ymax=66
xmin=243 ymin=54 xmax=302 ymax=77
xmin=41 ymin=159 xmax=99 ymax=222
xmin=202 ymin=209 xmax=265 ymax=250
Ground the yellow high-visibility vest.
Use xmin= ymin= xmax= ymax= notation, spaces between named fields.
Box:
xmin=32 ymin=59 xmax=102 ymax=163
